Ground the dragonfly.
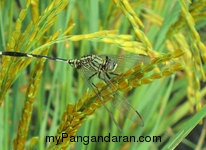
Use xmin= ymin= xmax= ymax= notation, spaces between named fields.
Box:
xmin=0 ymin=51 xmax=146 ymax=131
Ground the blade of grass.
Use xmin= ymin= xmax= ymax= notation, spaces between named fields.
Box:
xmin=162 ymin=104 xmax=206 ymax=150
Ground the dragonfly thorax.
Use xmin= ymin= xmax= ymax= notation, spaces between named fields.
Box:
xmin=68 ymin=55 xmax=118 ymax=73
xmin=94 ymin=56 xmax=118 ymax=73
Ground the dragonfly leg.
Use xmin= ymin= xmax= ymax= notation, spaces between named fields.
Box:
xmin=110 ymin=72 xmax=119 ymax=76
xmin=88 ymin=72 xmax=98 ymax=88
xmin=88 ymin=72 xmax=97 ymax=80
xmin=98 ymin=72 xmax=109 ymax=84
xmin=105 ymin=72 xmax=111 ymax=79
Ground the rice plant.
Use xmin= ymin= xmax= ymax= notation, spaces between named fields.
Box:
xmin=0 ymin=0 xmax=205 ymax=150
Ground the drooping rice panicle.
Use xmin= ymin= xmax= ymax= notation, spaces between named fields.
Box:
xmin=48 ymin=49 xmax=184 ymax=148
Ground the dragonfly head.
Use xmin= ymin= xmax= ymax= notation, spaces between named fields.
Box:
xmin=107 ymin=59 xmax=118 ymax=72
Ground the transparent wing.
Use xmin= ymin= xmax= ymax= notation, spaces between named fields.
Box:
xmin=100 ymin=72 xmax=144 ymax=127
xmin=78 ymin=67 xmax=123 ymax=132
xmin=97 ymin=54 xmax=151 ymax=74
xmin=79 ymin=65 xmax=144 ymax=130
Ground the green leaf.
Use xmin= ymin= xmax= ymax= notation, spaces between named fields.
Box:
xmin=162 ymin=105 xmax=206 ymax=150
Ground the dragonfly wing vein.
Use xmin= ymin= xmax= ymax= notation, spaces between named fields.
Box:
xmin=79 ymin=67 xmax=123 ymax=132
xmin=101 ymin=73 xmax=144 ymax=126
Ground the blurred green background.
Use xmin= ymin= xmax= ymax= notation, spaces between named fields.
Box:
xmin=0 ymin=0 xmax=205 ymax=150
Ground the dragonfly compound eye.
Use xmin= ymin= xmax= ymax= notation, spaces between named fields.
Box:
xmin=108 ymin=59 xmax=117 ymax=72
